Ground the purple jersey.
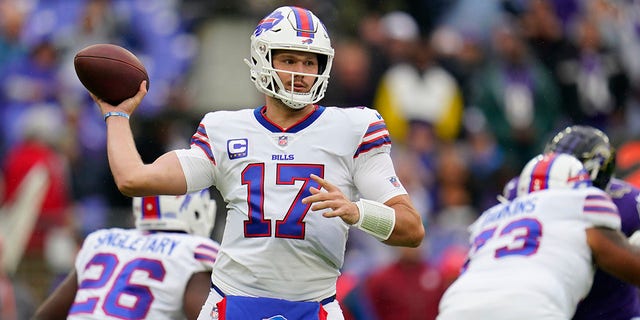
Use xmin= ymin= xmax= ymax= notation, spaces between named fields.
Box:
xmin=504 ymin=177 xmax=640 ymax=319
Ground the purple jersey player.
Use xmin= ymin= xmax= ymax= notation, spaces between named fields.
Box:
xmin=502 ymin=125 xmax=640 ymax=319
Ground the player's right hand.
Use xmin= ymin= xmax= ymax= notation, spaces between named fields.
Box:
xmin=303 ymin=174 xmax=360 ymax=225
xmin=91 ymin=80 xmax=147 ymax=117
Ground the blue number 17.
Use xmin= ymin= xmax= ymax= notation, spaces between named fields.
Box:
xmin=242 ymin=163 xmax=324 ymax=239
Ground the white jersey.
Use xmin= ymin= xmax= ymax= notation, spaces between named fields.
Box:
xmin=68 ymin=228 xmax=219 ymax=320
xmin=175 ymin=106 xmax=407 ymax=301
xmin=438 ymin=187 xmax=620 ymax=320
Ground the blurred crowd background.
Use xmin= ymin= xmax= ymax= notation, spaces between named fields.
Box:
xmin=1 ymin=0 xmax=640 ymax=319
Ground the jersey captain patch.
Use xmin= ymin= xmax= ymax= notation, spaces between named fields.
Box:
xmin=227 ymin=138 xmax=248 ymax=159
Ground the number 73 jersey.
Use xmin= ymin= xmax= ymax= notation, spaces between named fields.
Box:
xmin=438 ymin=187 xmax=620 ymax=319
xmin=175 ymin=105 xmax=405 ymax=301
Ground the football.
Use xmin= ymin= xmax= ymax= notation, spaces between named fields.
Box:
xmin=74 ymin=44 xmax=149 ymax=105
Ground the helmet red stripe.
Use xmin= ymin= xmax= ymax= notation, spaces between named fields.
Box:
xmin=141 ymin=196 xmax=161 ymax=219
xmin=291 ymin=6 xmax=314 ymax=38
xmin=529 ymin=154 xmax=556 ymax=193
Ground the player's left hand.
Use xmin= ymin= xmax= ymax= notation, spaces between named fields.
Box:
xmin=302 ymin=174 xmax=359 ymax=225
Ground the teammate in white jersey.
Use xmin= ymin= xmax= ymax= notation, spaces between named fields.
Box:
xmin=437 ymin=153 xmax=640 ymax=320
xmin=33 ymin=189 xmax=220 ymax=320
xmin=86 ymin=5 xmax=424 ymax=320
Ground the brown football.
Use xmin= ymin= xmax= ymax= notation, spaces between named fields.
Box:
xmin=74 ymin=44 xmax=149 ymax=105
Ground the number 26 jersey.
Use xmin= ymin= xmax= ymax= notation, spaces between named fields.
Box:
xmin=69 ymin=228 xmax=219 ymax=320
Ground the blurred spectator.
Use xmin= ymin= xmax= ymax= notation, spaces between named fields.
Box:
xmin=546 ymin=0 xmax=582 ymax=30
xmin=1 ymin=106 xmax=75 ymax=303
xmin=462 ymin=107 xmax=511 ymax=211
xmin=609 ymin=0 xmax=640 ymax=138
xmin=0 ymin=39 xmax=62 ymax=153
xmin=375 ymin=35 xmax=464 ymax=144
xmin=0 ymin=236 xmax=36 ymax=320
xmin=380 ymin=11 xmax=421 ymax=64
xmin=554 ymin=11 xmax=629 ymax=131
xmin=617 ymin=139 xmax=640 ymax=188
xmin=374 ymin=11 xmax=464 ymax=144
xmin=405 ymin=0 xmax=453 ymax=36
xmin=0 ymin=2 xmax=28 ymax=82
xmin=428 ymin=143 xmax=477 ymax=264
xmin=470 ymin=16 xmax=561 ymax=169
xmin=393 ymin=146 xmax=433 ymax=226
xmin=21 ymin=0 xmax=199 ymax=116
xmin=429 ymin=183 xmax=476 ymax=264
xmin=403 ymin=121 xmax=439 ymax=213
xmin=363 ymin=245 xmax=447 ymax=320
xmin=342 ymin=228 xmax=395 ymax=286
xmin=355 ymin=10 xmax=392 ymax=94
xmin=56 ymin=0 xmax=122 ymax=113
xmin=2 ymin=106 xmax=72 ymax=255
xmin=520 ymin=0 xmax=573 ymax=73
xmin=116 ymin=0 xmax=201 ymax=117
xmin=437 ymin=244 xmax=468 ymax=289
xmin=433 ymin=143 xmax=470 ymax=209
xmin=430 ymin=26 xmax=487 ymax=106
xmin=323 ymin=38 xmax=376 ymax=107
xmin=0 ymin=0 xmax=206 ymax=233
xmin=335 ymin=271 xmax=362 ymax=320
xmin=438 ymin=0 xmax=503 ymax=44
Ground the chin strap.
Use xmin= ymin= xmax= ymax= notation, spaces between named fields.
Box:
xmin=354 ymin=199 xmax=396 ymax=241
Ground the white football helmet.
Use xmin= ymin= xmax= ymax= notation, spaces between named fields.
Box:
xmin=132 ymin=189 xmax=216 ymax=238
xmin=517 ymin=153 xmax=592 ymax=197
xmin=245 ymin=6 xmax=334 ymax=109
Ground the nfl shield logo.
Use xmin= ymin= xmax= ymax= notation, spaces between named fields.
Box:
xmin=278 ymin=136 xmax=288 ymax=146
xmin=389 ymin=177 xmax=401 ymax=187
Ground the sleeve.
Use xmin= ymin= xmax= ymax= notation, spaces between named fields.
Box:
xmin=354 ymin=152 xmax=407 ymax=203
xmin=175 ymin=115 xmax=217 ymax=192
xmin=353 ymin=109 xmax=392 ymax=160
xmin=582 ymin=189 xmax=621 ymax=230
xmin=626 ymin=187 xmax=640 ymax=230
xmin=353 ymin=109 xmax=406 ymax=203
xmin=607 ymin=180 xmax=640 ymax=236
xmin=191 ymin=238 xmax=220 ymax=271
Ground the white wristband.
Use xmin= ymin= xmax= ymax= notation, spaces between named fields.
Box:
xmin=354 ymin=199 xmax=396 ymax=241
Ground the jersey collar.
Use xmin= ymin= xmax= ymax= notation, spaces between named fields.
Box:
xmin=253 ymin=105 xmax=325 ymax=133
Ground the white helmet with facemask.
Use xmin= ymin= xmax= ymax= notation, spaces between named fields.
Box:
xmin=245 ymin=6 xmax=334 ymax=109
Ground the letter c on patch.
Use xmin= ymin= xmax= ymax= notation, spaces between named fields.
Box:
xmin=227 ymin=138 xmax=248 ymax=159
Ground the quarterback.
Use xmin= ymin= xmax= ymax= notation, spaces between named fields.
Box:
xmin=89 ymin=5 xmax=424 ymax=320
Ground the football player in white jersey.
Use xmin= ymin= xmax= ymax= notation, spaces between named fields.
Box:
xmin=87 ymin=5 xmax=424 ymax=320
xmin=33 ymin=189 xmax=220 ymax=320
xmin=437 ymin=153 xmax=640 ymax=320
